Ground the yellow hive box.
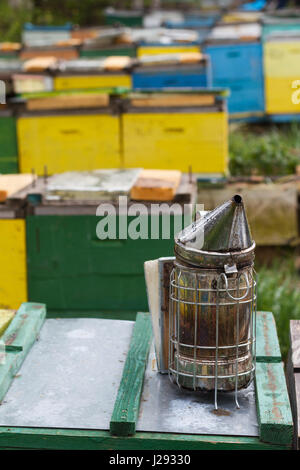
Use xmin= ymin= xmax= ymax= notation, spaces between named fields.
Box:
xmin=264 ymin=41 xmax=300 ymax=78
xmin=0 ymin=220 xmax=27 ymax=310
xmin=17 ymin=113 xmax=121 ymax=175
xmin=265 ymin=76 xmax=300 ymax=114
xmin=123 ymin=112 xmax=228 ymax=173
xmin=54 ymin=74 xmax=131 ymax=90
xmin=137 ymin=45 xmax=201 ymax=58
xmin=0 ymin=309 xmax=15 ymax=336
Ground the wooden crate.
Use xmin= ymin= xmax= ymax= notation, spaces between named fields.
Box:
xmin=17 ymin=111 xmax=121 ymax=175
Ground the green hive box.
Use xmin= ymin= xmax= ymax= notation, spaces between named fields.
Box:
xmin=26 ymin=188 xmax=194 ymax=318
xmin=80 ymin=45 xmax=136 ymax=58
xmin=0 ymin=112 xmax=18 ymax=174
xmin=104 ymin=11 xmax=143 ymax=27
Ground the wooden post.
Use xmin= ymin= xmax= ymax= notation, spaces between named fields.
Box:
xmin=287 ymin=320 xmax=300 ymax=449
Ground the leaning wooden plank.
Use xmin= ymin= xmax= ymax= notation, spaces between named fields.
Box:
xmin=290 ymin=320 xmax=300 ymax=370
xmin=0 ymin=174 xmax=36 ymax=202
xmin=26 ymin=93 xmax=109 ymax=111
xmin=110 ymin=312 xmax=152 ymax=436
xmin=295 ymin=373 xmax=300 ymax=449
xmin=256 ymin=311 xmax=281 ymax=363
xmin=255 ymin=362 xmax=293 ymax=446
xmin=131 ymin=170 xmax=182 ymax=201
xmin=0 ymin=302 xmax=46 ymax=403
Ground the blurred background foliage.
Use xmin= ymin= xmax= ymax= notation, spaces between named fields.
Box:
xmin=229 ymin=122 xmax=300 ymax=177
xmin=0 ymin=0 xmax=128 ymax=41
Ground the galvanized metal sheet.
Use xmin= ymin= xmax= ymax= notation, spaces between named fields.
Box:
xmin=136 ymin=345 xmax=259 ymax=437
xmin=0 ymin=318 xmax=133 ymax=430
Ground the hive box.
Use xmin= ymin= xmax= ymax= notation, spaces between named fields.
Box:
xmin=264 ymin=38 xmax=300 ymax=116
xmin=80 ymin=44 xmax=136 ymax=58
xmin=17 ymin=109 xmax=121 ymax=175
xmin=204 ymin=41 xmax=264 ymax=115
xmin=19 ymin=174 xmax=196 ymax=316
xmin=54 ymin=73 xmax=131 ymax=90
xmin=122 ymin=90 xmax=228 ymax=174
xmin=132 ymin=63 xmax=209 ymax=90
xmin=0 ymin=111 xmax=18 ymax=174
xmin=137 ymin=44 xmax=201 ymax=57
xmin=0 ymin=200 xmax=27 ymax=310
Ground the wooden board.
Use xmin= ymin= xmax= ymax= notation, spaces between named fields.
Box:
xmin=0 ymin=174 xmax=36 ymax=202
xmin=110 ymin=312 xmax=152 ymax=436
xmin=130 ymin=94 xmax=215 ymax=108
xmin=255 ymin=362 xmax=293 ymax=445
xmin=23 ymin=57 xmax=58 ymax=72
xmin=0 ymin=302 xmax=46 ymax=403
xmin=103 ymin=56 xmax=132 ymax=71
xmin=26 ymin=93 xmax=109 ymax=111
xmin=131 ymin=169 xmax=182 ymax=201
xmin=290 ymin=320 xmax=300 ymax=370
xmin=295 ymin=373 xmax=300 ymax=448
xmin=256 ymin=311 xmax=282 ymax=363
xmin=20 ymin=48 xmax=78 ymax=60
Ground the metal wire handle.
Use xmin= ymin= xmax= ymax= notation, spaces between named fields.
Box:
xmin=221 ymin=272 xmax=250 ymax=301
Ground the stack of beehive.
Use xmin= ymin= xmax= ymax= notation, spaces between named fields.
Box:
xmin=263 ymin=15 xmax=300 ymax=117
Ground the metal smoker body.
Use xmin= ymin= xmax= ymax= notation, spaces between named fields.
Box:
xmin=168 ymin=195 xmax=256 ymax=409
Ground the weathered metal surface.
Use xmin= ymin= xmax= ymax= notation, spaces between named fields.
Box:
xmin=136 ymin=344 xmax=259 ymax=436
xmin=46 ymin=168 xmax=141 ymax=201
xmin=0 ymin=318 xmax=133 ymax=430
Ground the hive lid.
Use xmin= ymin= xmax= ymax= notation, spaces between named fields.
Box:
xmin=175 ymin=195 xmax=254 ymax=267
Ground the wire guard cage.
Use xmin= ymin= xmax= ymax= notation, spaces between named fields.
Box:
xmin=169 ymin=262 xmax=257 ymax=410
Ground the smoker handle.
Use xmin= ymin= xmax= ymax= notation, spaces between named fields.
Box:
xmin=220 ymin=272 xmax=250 ymax=301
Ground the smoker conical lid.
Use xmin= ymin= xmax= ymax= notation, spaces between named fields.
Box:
xmin=175 ymin=195 xmax=254 ymax=267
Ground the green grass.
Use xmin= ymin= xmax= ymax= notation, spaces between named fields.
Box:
xmin=229 ymin=122 xmax=300 ymax=177
xmin=256 ymin=257 xmax=300 ymax=360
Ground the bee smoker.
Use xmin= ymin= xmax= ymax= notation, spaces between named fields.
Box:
xmin=168 ymin=195 xmax=256 ymax=409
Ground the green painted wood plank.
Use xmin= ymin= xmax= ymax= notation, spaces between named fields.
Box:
xmin=46 ymin=310 xmax=138 ymax=321
xmin=0 ymin=302 xmax=46 ymax=403
xmin=255 ymin=362 xmax=293 ymax=446
xmin=110 ymin=312 xmax=152 ymax=436
xmin=0 ymin=427 xmax=289 ymax=450
xmin=256 ymin=311 xmax=282 ymax=363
